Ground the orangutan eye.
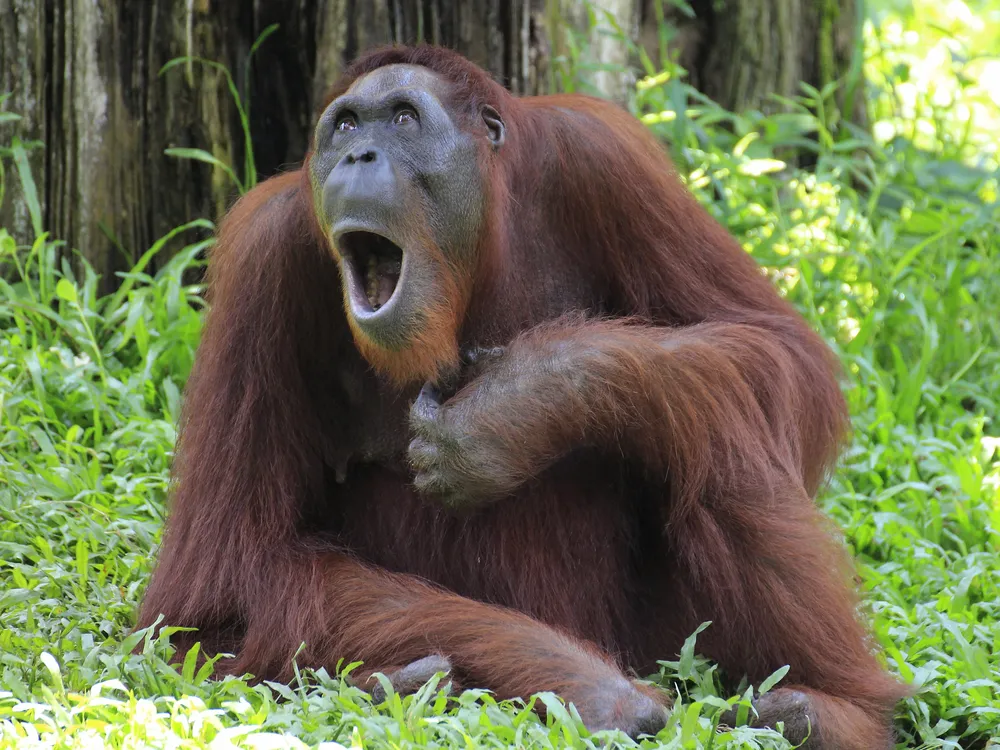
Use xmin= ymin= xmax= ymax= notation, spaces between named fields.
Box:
xmin=393 ymin=108 xmax=418 ymax=125
xmin=335 ymin=113 xmax=358 ymax=132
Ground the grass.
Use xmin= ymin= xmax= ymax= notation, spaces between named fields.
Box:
xmin=1 ymin=2 xmax=998 ymax=748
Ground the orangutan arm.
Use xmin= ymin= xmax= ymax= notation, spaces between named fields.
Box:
xmin=408 ymin=315 xmax=846 ymax=509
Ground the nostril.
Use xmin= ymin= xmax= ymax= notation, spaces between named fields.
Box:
xmin=344 ymin=149 xmax=377 ymax=166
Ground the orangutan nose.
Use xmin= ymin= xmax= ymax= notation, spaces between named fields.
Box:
xmin=323 ymin=147 xmax=399 ymax=224
xmin=341 ymin=147 xmax=378 ymax=166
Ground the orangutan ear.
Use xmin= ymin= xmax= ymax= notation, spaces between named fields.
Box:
xmin=482 ymin=105 xmax=505 ymax=149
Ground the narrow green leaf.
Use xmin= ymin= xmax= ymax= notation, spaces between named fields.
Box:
xmin=758 ymin=664 xmax=790 ymax=694
xmin=75 ymin=538 xmax=89 ymax=584
xmin=181 ymin=641 xmax=200 ymax=682
xmin=11 ymin=137 xmax=43 ymax=237
xmin=164 ymin=148 xmax=244 ymax=194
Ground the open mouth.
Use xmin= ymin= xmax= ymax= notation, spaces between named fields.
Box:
xmin=338 ymin=232 xmax=404 ymax=312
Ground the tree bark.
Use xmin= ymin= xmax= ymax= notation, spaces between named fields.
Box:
xmin=1 ymin=0 xmax=251 ymax=288
xmin=0 ymin=0 xmax=856 ymax=288
xmin=0 ymin=0 xmax=569 ymax=289
xmin=637 ymin=0 xmax=863 ymax=118
xmin=550 ymin=0 xmax=637 ymax=103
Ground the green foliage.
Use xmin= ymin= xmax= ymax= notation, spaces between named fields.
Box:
xmin=1 ymin=3 xmax=998 ymax=749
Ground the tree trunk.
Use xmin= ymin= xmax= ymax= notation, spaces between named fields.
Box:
xmin=0 ymin=0 xmax=855 ymax=289
xmin=637 ymin=0 xmax=863 ymax=118
xmin=0 ymin=0 xmax=575 ymax=290
xmin=550 ymin=0 xmax=637 ymax=103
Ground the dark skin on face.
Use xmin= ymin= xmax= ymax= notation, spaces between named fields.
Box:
xmin=309 ymin=65 xmax=502 ymax=367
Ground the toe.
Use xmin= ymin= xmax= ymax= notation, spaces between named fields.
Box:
xmin=583 ymin=680 xmax=668 ymax=738
xmin=395 ymin=654 xmax=452 ymax=686
xmin=621 ymin=686 xmax=669 ymax=737
xmin=370 ymin=655 xmax=452 ymax=702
